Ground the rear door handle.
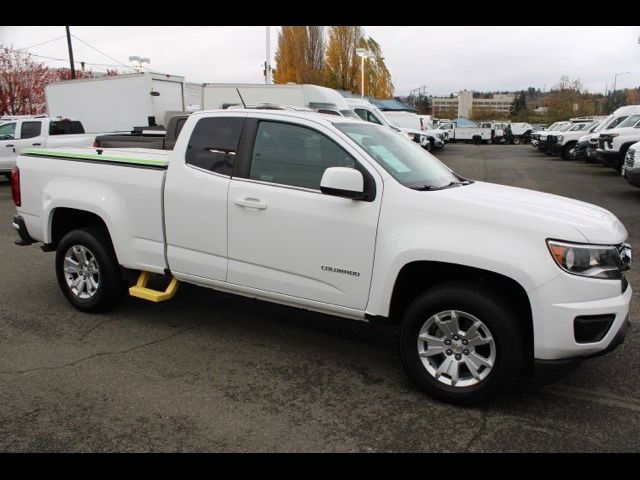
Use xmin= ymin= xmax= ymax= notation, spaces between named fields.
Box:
xmin=5 ymin=144 xmax=14 ymax=148
xmin=32 ymin=143 xmax=41 ymax=146
xmin=234 ymin=197 xmax=267 ymax=210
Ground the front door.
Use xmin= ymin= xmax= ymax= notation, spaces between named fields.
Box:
xmin=227 ymin=118 xmax=382 ymax=310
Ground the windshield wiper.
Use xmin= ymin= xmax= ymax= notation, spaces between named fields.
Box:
xmin=412 ymin=180 xmax=473 ymax=191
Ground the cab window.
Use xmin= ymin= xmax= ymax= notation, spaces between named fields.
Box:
xmin=249 ymin=121 xmax=355 ymax=190
xmin=0 ymin=122 xmax=16 ymax=140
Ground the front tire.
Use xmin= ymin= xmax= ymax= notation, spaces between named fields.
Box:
xmin=399 ymin=283 xmax=523 ymax=405
xmin=55 ymin=227 xmax=126 ymax=312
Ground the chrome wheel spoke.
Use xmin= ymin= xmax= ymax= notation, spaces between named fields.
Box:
xmin=464 ymin=357 xmax=483 ymax=380
xmin=434 ymin=356 xmax=454 ymax=379
xmin=468 ymin=351 xmax=493 ymax=369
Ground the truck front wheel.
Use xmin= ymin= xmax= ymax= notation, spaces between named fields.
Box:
xmin=55 ymin=227 xmax=127 ymax=312
xmin=399 ymin=283 xmax=523 ymax=405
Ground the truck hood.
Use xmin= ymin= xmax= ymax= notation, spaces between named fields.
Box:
xmin=437 ymin=181 xmax=627 ymax=245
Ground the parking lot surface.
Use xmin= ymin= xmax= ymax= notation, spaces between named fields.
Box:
xmin=1 ymin=144 xmax=639 ymax=452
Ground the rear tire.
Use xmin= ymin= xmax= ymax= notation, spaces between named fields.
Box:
xmin=55 ymin=227 xmax=127 ymax=313
xmin=512 ymin=136 xmax=521 ymax=145
xmin=399 ymin=282 xmax=523 ymax=406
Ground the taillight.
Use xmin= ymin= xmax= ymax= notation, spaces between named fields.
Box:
xmin=11 ymin=165 xmax=21 ymax=207
xmin=93 ymin=140 xmax=101 ymax=148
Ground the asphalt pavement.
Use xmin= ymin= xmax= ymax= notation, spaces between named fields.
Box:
xmin=1 ymin=144 xmax=639 ymax=452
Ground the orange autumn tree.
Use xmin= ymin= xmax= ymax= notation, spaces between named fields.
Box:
xmin=273 ymin=26 xmax=324 ymax=84
xmin=323 ymin=26 xmax=361 ymax=92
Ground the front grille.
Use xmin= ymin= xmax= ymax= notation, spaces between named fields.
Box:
xmin=625 ymin=148 xmax=636 ymax=168
xmin=574 ymin=314 xmax=615 ymax=343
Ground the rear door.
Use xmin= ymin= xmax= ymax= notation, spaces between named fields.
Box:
xmin=164 ymin=114 xmax=246 ymax=281
xmin=226 ymin=115 xmax=383 ymax=310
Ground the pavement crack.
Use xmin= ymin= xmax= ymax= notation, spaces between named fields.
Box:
xmin=464 ymin=406 xmax=489 ymax=452
xmin=79 ymin=318 xmax=122 ymax=342
xmin=0 ymin=323 xmax=201 ymax=377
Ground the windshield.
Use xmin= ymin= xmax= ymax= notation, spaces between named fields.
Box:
xmin=340 ymin=109 xmax=361 ymax=119
xmin=336 ymin=122 xmax=466 ymax=190
xmin=593 ymin=116 xmax=612 ymax=132
xmin=545 ymin=122 xmax=561 ymax=131
xmin=555 ymin=123 xmax=572 ymax=132
xmin=617 ymin=115 xmax=640 ymax=128
xmin=567 ymin=123 xmax=589 ymax=131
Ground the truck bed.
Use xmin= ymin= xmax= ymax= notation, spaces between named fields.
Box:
xmin=17 ymin=146 xmax=170 ymax=273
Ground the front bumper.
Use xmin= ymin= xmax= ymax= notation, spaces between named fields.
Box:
xmin=532 ymin=316 xmax=630 ymax=384
xmin=624 ymin=167 xmax=640 ymax=188
xmin=598 ymin=149 xmax=622 ymax=168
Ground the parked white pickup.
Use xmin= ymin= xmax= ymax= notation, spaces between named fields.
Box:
xmin=0 ymin=117 xmax=98 ymax=178
xmin=12 ymin=108 xmax=632 ymax=405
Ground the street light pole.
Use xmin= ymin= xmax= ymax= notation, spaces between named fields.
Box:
xmin=355 ymin=48 xmax=372 ymax=98
xmin=613 ymin=71 xmax=630 ymax=94
xmin=65 ymin=26 xmax=76 ymax=79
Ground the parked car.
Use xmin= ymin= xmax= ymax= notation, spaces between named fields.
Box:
xmin=0 ymin=116 xmax=98 ymax=179
xmin=346 ymin=98 xmax=432 ymax=150
xmin=438 ymin=121 xmax=493 ymax=144
xmin=597 ymin=113 xmax=640 ymax=171
xmin=384 ymin=110 xmax=447 ymax=150
xmin=12 ymin=108 xmax=632 ymax=405
xmin=531 ymin=122 xmax=567 ymax=149
xmin=621 ymin=140 xmax=640 ymax=187
xmin=547 ymin=120 xmax=602 ymax=159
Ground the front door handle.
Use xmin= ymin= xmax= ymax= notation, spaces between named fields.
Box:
xmin=32 ymin=143 xmax=41 ymax=146
xmin=234 ymin=197 xmax=267 ymax=210
xmin=5 ymin=144 xmax=14 ymax=148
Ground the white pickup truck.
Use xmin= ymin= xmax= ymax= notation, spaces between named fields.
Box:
xmin=0 ymin=117 xmax=98 ymax=179
xmin=11 ymin=109 xmax=632 ymax=405
xmin=438 ymin=121 xmax=493 ymax=144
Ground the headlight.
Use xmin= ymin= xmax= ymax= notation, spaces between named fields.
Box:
xmin=547 ymin=240 xmax=629 ymax=279
xmin=557 ymin=135 xmax=564 ymax=143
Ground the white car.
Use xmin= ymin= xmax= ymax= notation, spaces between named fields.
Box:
xmin=12 ymin=109 xmax=632 ymax=405
xmin=621 ymin=140 xmax=640 ymax=187
xmin=597 ymin=113 xmax=640 ymax=170
xmin=384 ymin=110 xmax=447 ymax=149
xmin=547 ymin=121 xmax=602 ymax=159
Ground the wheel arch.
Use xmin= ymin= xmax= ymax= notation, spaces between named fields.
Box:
xmin=387 ymin=261 xmax=534 ymax=374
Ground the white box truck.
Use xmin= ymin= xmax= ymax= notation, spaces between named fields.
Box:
xmin=45 ymin=73 xmax=187 ymax=133
xmin=202 ymin=83 xmax=355 ymax=115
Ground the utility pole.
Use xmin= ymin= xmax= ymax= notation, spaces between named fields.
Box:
xmin=265 ymin=26 xmax=272 ymax=84
xmin=65 ymin=26 xmax=76 ymax=79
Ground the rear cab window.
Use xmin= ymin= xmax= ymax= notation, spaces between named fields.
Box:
xmin=185 ymin=116 xmax=245 ymax=176
xmin=49 ymin=120 xmax=85 ymax=135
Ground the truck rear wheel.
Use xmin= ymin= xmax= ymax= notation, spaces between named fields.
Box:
xmin=512 ymin=136 xmax=521 ymax=145
xmin=399 ymin=283 xmax=523 ymax=405
xmin=55 ymin=227 xmax=127 ymax=312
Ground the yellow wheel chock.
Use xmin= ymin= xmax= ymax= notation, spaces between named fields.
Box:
xmin=129 ymin=271 xmax=180 ymax=302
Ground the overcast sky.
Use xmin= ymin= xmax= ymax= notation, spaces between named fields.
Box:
xmin=1 ymin=26 xmax=639 ymax=97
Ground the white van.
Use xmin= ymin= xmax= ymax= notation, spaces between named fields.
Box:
xmin=346 ymin=99 xmax=432 ymax=149
xmin=202 ymin=83 xmax=359 ymax=118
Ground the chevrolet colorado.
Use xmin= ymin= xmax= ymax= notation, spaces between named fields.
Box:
xmin=11 ymin=109 xmax=633 ymax=405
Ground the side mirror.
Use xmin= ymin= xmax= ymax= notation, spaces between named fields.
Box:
xmin=320 ymin=167 xmax=365 ymax=199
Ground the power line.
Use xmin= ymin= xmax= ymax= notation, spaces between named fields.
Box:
xmin=70 ymin=34 xmax=136 ymax=71
xmin=27 ymin=52 xmax=130 ymax=69
xmin=15 ymin=35 xmax=66 ymax=51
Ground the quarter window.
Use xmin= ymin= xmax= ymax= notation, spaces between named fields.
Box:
xmin=249 ymin=121 xmax=355 ymax=190
xmin=355 ymin=108 xmax=382 ymax=125
xmin=185 ymin=117 xmax=245 ymax=176
xmin=21 ymin=121 xmax=42 ymax=139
